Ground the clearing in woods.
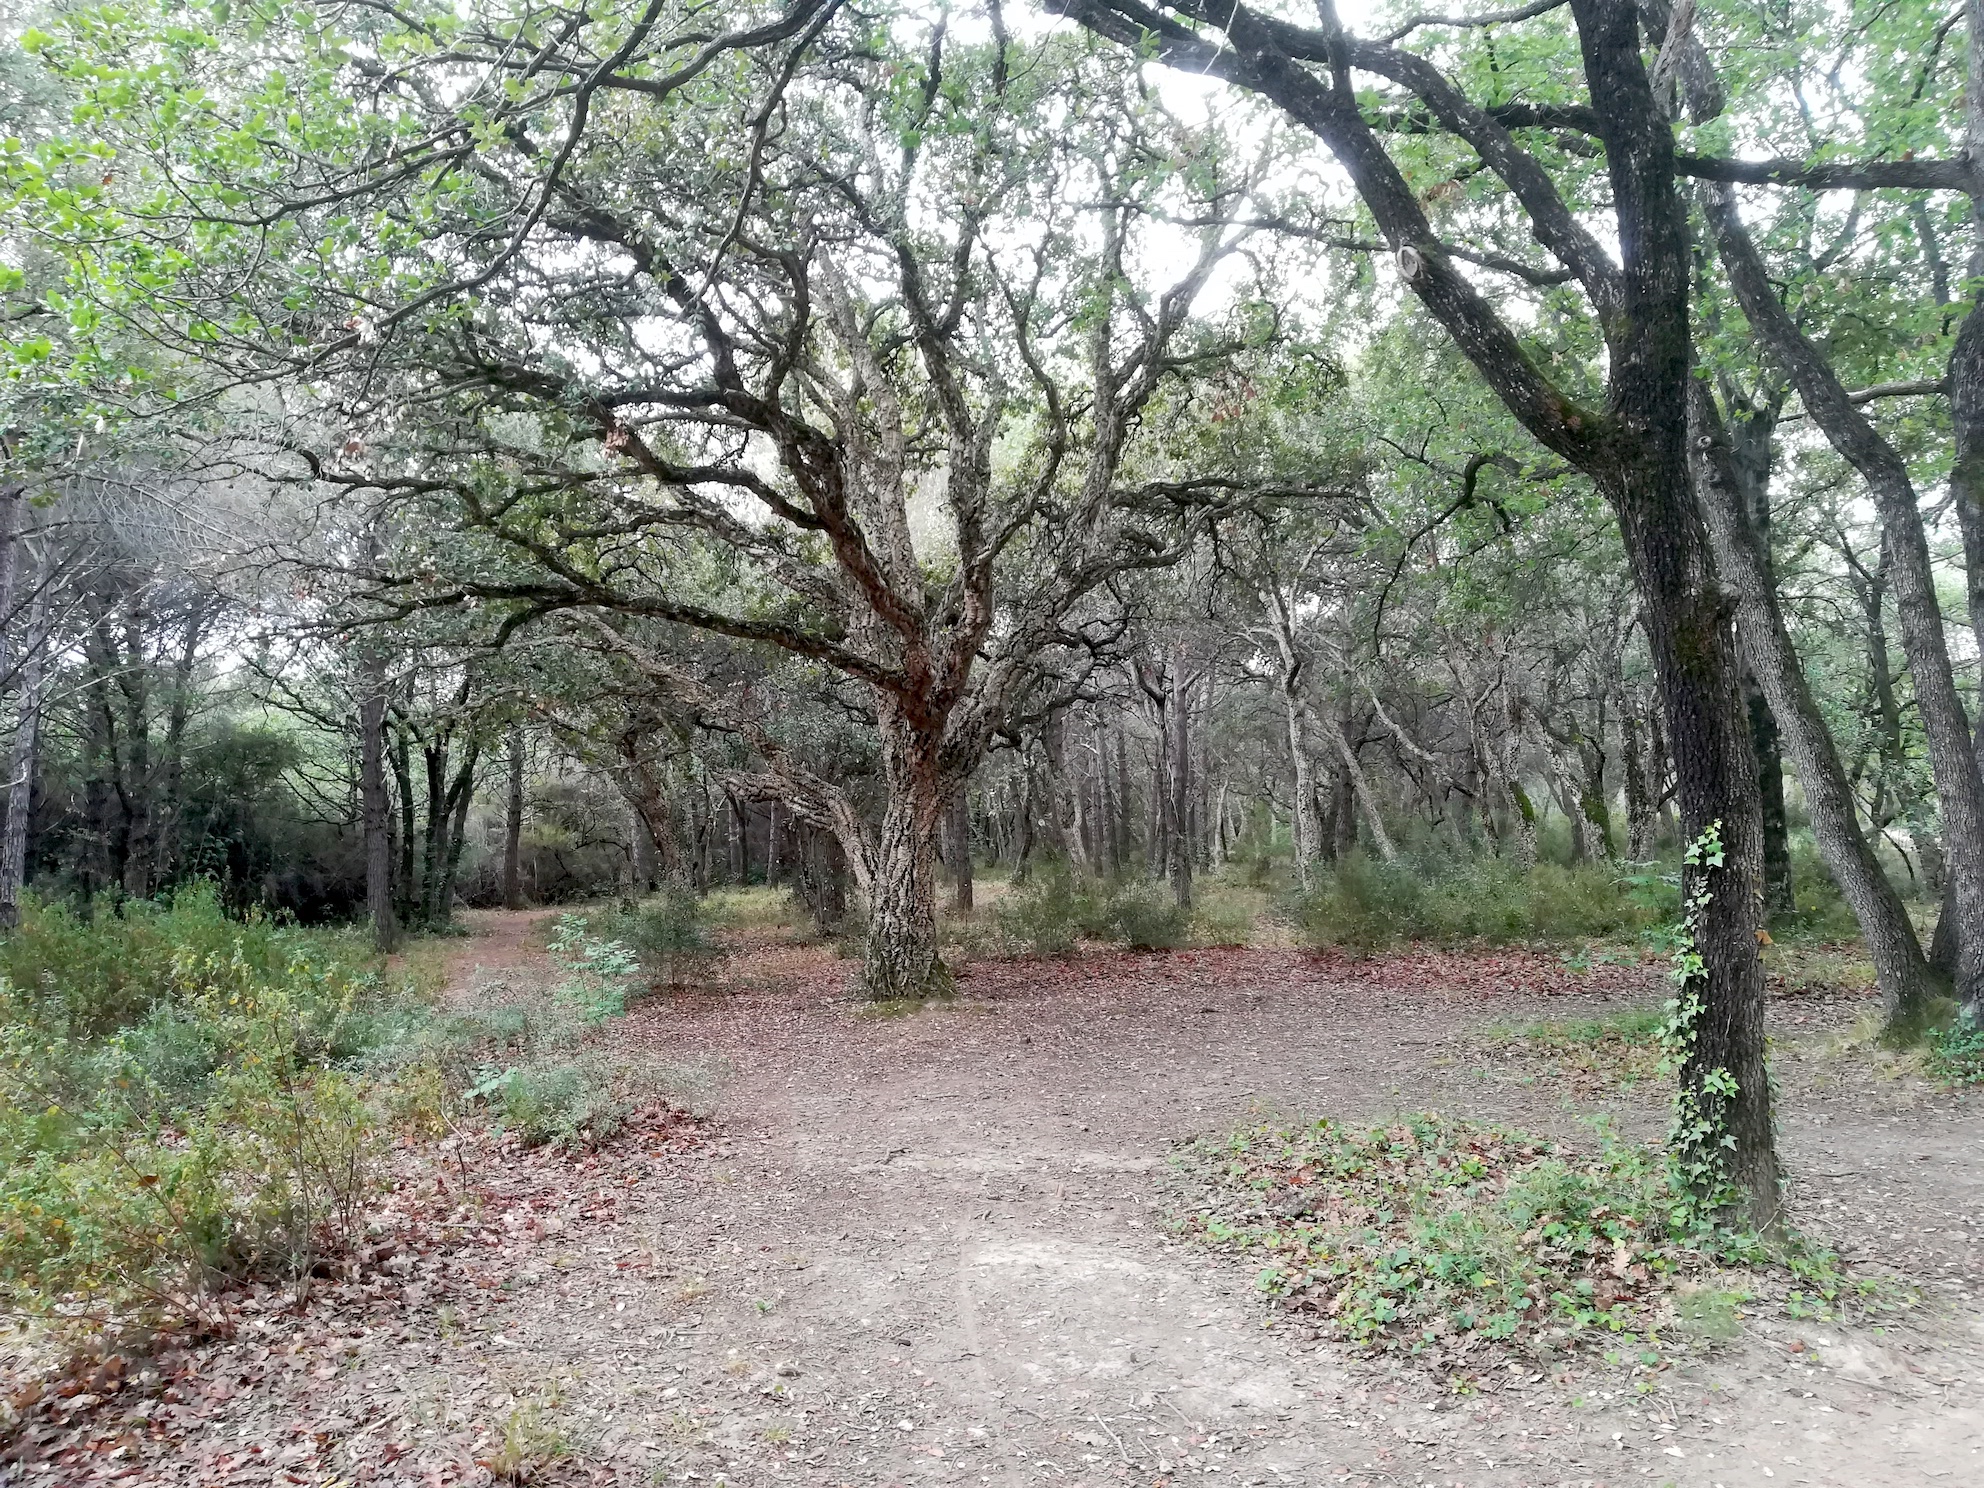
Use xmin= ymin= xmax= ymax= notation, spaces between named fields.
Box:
xmin=30 ymin=907 xmax=1984 ymax=1486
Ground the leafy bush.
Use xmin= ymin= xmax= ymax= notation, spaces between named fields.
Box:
xmin=1176 ymin=1113 xmax=1778 ymax=1363
xmin=996 ymin=867 xmax=1193 ymax=954
xmin=0 ymin=884 xmax=370 ymax=1038
xmin=1103 ymin=879 xmax=1192 ymax=950
xmin=585 ymin=890 xmax=717 ymax=983
xmin=995 ymin=869 xmax=1082 ymax=955
xmin=1190 ymin=881 xmax=1262 ymax=948
xmin=1294 ymin=854 xmax=1670 ymax=951
xmin=0 ymin=941 xmax=391 ymax=1324
xmin=468 ymin=1055 xmax=658 ymax=1148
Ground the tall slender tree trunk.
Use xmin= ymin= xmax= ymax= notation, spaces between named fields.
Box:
xmin=0 ymin=571 xmax=49 ymax=929
xmin=631 ymin=804 xmax=657 ymax=891
xmin=1169 ymin=656 xmax=1194 ymax=911
xmin=116 ymin=591 xmax=154 ymax=899
xmin=435 ymin=741 xmax=479 ymax=923
xmin=1622 ymin=692 xmax=1656 ymax=860
xmin=1112 ymin=727 xmax=1133 ymax=870
xmin=419 ymin=740 xmax=449 ymax=926
xmin=502 ymin=727 xmax=526 ymax=909
xmin=1723 ymin=400 xmax=1796 ymax=919
xmin=151 ymin=598 xmax=211 ymax=889
xmin=1934 ymin=0 xmax=1984 ymax=1000
xmin=949 ymin=793 xmax=973 ymax=913
xmin=1548 ymin=741 xmax=1599 ymax=863
xmin=391 ymin=725 xmax=416 ymax=921
xmin=1319 ymin=706 xmax=1395 ymax=862
xmin=359 ymin=653 xmax=397 ymax=952
xmin=1283 ymin=687 xmax=1319 ymax=888
xmin=1708 ymin=181 xmax=1984 ymax=1015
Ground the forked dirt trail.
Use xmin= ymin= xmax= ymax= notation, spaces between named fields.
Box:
xmin=66 ymin=914 xmax=1970 ymax=1486
xmin=372 ymin=911 xmax=1984 ymax=1488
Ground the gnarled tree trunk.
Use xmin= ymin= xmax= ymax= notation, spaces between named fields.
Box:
xmin=853 ymin=707 xmax=952 ymax=1001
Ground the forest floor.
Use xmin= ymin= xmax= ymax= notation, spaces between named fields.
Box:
xmin=12 ymin=902 xmax=1984 ymax=1488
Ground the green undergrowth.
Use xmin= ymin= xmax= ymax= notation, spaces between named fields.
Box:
xmin=455 ymin=914 xmax=679 ymax=1147
xmin=577 ymin=889 xmax=717 ymax=984
xmin=1173 ymin=1113 xmax=1849 ymax=1377
xmin=0 ymin=892 xmax=666 ymax=1335
xmin=1294 ymin=855 xmax=1674 ymax=952
xmin=1928 ymin=1014 xmax=1984 ymax=1084
xmin=993 ymin=864 xmax=1259 ymax=954
xmin=1 ymin=893 xmax=413 ymax=1330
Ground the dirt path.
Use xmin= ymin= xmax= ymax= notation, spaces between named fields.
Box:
xmin=305 ymin=913 xmax=1974 ymax=1488
xmin=58 ymin=915 xmax=1968 ymax=1488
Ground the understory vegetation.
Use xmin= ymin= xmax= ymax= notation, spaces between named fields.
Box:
xmin=1175 ymin=1114 xmax=1844 ymax=1375
xmin=1292 ymin=855 xmax=1672 ymax=951
xmin=0 ymin=891 xmax=669 ymax=1331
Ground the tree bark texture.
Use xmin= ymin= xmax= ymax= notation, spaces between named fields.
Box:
xmin=359 ymin=653 xmax=397 ymax=952
xmin=503 ymin=726 xmax=526 ymax=909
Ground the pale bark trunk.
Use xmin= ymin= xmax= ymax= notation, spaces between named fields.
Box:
xmin=1548 ymin=741 xmax=1600 ymax=863
xmin=1284 ymin=689 xmax=1319 ymax=889
xmin=1622 ymin=694 xmax=1656 ymax=860
xmin=1317 ymin=707 xmax=1395 ymax=862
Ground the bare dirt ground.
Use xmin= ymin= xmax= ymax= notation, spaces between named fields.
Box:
xmin=10 ymin=910 xmax=1983 ymax=1488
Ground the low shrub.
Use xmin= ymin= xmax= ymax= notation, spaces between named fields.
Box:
xmin=1104 ymin=879 xmax=1192 ymax=950
xmin=468 ymin=1054 xmax=659 ymax=1148
xmin=462 ymin=916 xmax=654 ymax=1147
xmin=996 ymin=867 xmax=1193 ymax=954
xmin=0 ymin=884 xmax=370 ymax=1038
xmin=0 ymin=942 xmax=392 ymax=1325
xmin=1928 ymin=1013 xmax=1984 ymax=1084
xmin=1294 ymin=854 xmax=1671 ymax=951
xmin=585 ymin=890 xmax=717 ymax=984
xmin=996 ymin=869 xmax=1082 ymax=955
xmin=1175 ymin=1113 xmax=1792 ymax=1365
